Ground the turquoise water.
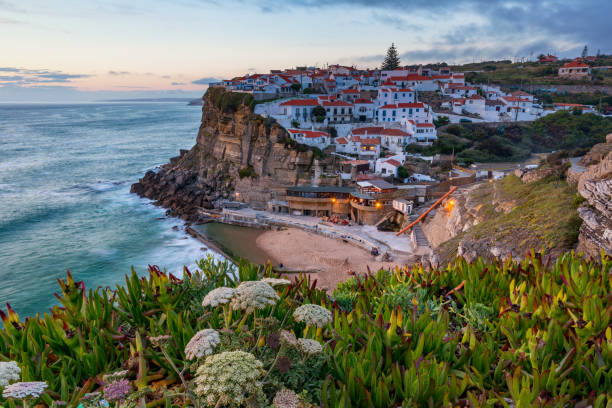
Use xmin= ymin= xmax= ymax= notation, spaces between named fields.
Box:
xmin=0 ymin=102 xmax=213 ymax=317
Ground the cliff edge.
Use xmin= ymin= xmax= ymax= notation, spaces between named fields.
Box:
xmin=131 ymin=88 xmax=316 ymax=221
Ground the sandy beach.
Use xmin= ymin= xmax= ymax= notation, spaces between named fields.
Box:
xmin=256 ymin=227 xmax=416 ymax=290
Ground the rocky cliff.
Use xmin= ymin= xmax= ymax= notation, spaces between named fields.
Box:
xmin=422 ymin=172 xmax=582 ymax=265
xmin=131 ymin=88 xmax=317 ymax=221
xmin=572 ymin=135 xmax=612 ymax=257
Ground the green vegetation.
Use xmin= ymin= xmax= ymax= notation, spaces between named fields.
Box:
xmin=238 ymin=166 xmax=257 ymax=179
xmin=381 ymin=43 xmax=400 ymax=71
xmin=535 ymin=91 xmax=612 ymax=112
xmin=207 ymin=87 xmax=254 ymax=114
xmin=454 ymin=55 xmax=612 ymax=86
xmin=1 ymin=251 xmax=610 ymax=407
xmin=311 ymin=106 xmax=326 ymax=123
xmin=397 ymin=165 xmax=409 ymax=179
xmin=437 ymin=175 xmax=582 ymax=264
xmin=406 ymin=111 xmax=612 ymax=165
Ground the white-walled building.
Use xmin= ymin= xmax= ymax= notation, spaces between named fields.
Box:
xmin=376 ymin=102 xmax=430 ymax=124
xmin=353 ymin=98 xmax=375 ymax=121
xmin=335 ymin=135 xmax=380 ymax=158
xmin=376 ymin=87 xmax=416 ymax=106
xmin=441 ymin=83 xmax=478 ymax=98
xmin=377 ymin=158 xmax=402 ymax=177
xmin=322 ymin=100 xmax=353 ymax=123
xmin=414 ymin=123 xmax=437 ymax=143
xmin=339 ymin=88 xmax=361 ymax=102
xmin=287 ymin=129 xmax=330 ymax=149
xmin=278 ymin=99 xmax=320 ymax=122
xmin=452 ymin=95 xmax=486 ymax=116
xmin=352 ymin=126 xmax=413 ymax=153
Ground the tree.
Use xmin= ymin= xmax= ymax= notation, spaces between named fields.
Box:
xmin=581 ymin=45 xmax=588 ymax=59
xmin=381 ymin=43 xmax=401 ymax=71
xmin=311 ymin=105 xmax=326 ymax=123
xmin=290 ymin=83 xmax=301 ymax=93
xmin=397 ymin=166 xmax=409 ymax=180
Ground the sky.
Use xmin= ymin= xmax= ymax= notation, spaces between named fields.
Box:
xmin=1 ymin=0 xmax=611 ymax=102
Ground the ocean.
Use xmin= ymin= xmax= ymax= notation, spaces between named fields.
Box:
xmin=0 ymin=102 xmax=215 ymax=317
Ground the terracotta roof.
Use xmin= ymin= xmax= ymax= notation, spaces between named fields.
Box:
xmin=385 ymin=159 xmax=402 ymax=167
xmin=360 ymin=138 xmax=380 ymax=145
xmin=352 ymin=127 xmax=410 ymax=137
xmin=416 ymin=123 xmax=434 ymax=128
xmin=335 ymin=137 xmax=348 ymax=144
xmin=554 ymin=103 xmax=587 ymax=108
xmin=322 ymin=100 xmax=353 ymax=107
xmin=469 ymin=94 xmax=485 ymax=100
xmin=287 ymin=129 xmax=329 ymax=139
xmin=502 ymin=96 xmax=531 ymax=103
xmin=354 ymin=98 xmax=373 ymax=104
xmin=279 ymin=99 xmax=319 ymax=106
xmin=342 ymin=89 xmax=360 ymax=94
xmin=378 ymin=102 xmax=425 ymax=109
xmin=562 ymin=61 xmax=589 ymax=68
xmin=391 ymin=75 xmax=430 ymax=81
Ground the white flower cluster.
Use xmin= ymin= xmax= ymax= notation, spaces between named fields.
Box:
xmin=293 ymin=304 xmax=332 ymax=328
xmin=0 ymin=361 xmax=20 ymax=388
xmin=194 ymin=351 xmax=264 ymax=407
xmin=230 ymin=281 xmax=279 ymax=312
xmin=102 ymin=370 xmax=128 ymax=383
xmin=261 ymin=278 xmax=291 ymax=287
xmin=273 ymin=388 xmax=300 ymax=408
xmin=202 ymin=287 xmax=236 ymax=307
xmin=2 ymin=381 xmax=48 ymax=399
xmin=185 ymin=329 xmax=221 ymax=360
xmin=297 ymin=338 xmax=323 ymax=355
xmin=279 ymin=330 xmax=298 ymax=347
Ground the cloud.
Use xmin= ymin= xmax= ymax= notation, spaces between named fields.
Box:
xmin=0 ymin=67 xmax=91 ymax=85
xmin=108 ymin=70 xmax=131 ymax=76
xmin=192 ymin=77 xmax=221 ymax=85
xmin=171 ymin=82 xmax=186 ymax=85
xmin=161 ymin=75 xmax=171 ymax=79
xmin=0 ymin=17 xmax=24 ymax=24
xmin=371 ymin=13 xmax=422 ymax=32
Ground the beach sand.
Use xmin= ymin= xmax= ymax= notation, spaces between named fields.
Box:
xmin=256 ymin=227 xmax=416 ymax=291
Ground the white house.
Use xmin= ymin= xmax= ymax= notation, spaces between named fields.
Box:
xmin=376 ymin=87 xmax=416 ymax=106
xmin=339 ymin=88 xmax=361 ymax=102
xmin=441 ymin=83 xmax=478 ymax=98
xmin=287 ymin=129 xmax=330 ymax=149
xmin=452 ymin=94 xmax=486 ymax=116
xmin=352 ymin=126 xmax=412 ymax=153
xmin=322 ymin=100 xmax=353 ymax=123
xmin=336 ymin=136 xmax=380 ymax=158
xmin=376 ymin=102 xmax=429 ymax=124
xmin=388 ymin=75 xmax=438 ymax=91
xmin=353 ymin=98 xmax=375 ymax=121
xmin=376 ymin=158 xmax=403 ymax=177
xmin=278 ymin=99 xmax=320 ymax=122
xmin=414 ymin=123 xmax=437 ymax=143
xmin=393 ymin=198 xmax=413 ymax=214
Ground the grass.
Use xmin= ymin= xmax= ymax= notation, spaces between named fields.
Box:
xmin=436 ymin=175 xmax=582 ymax=264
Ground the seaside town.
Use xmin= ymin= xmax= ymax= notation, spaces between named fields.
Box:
xmin=172 ymin=45 xmax=610 ymax=273
xmin=2 ymin=0 xmax=612 ymax=403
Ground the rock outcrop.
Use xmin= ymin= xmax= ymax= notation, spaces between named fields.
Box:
xmin=131 ymin=88 xmax=317 ymax=221
xmin=573 ymin=135 xmax=612 ymax=257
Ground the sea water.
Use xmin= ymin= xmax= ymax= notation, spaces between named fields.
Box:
xmin=0 ymin=102 xmax=214 ymax=317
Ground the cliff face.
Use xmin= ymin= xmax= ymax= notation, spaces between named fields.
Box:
xmin=573 ymin=136 xmax=612 ymax=257
xmin=422 ymin=173 xmax=582 ymax=265
xmin=131 ymin=89 xmax=315 ymax=220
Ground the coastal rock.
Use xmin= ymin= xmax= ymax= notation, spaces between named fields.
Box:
xmin=130 ymin=88 xmax=317 ymax=222
xmin=574 ymin=138 xmax=612 ymax=257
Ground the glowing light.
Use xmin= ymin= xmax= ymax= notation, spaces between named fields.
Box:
xmin=331 ymin=197 xmax=337 ymax=203
xmin=375 ymin=202 xmax=382 ymax=208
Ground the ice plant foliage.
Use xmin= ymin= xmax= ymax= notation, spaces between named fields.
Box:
xmin=0 ymin=361 xmax=20 ymax=387
xmin=201 ymin=286 xmax=236 ymax=307
xmin=293 ymin=304 xmax=332 ymax=328
xmin=184 ymin=328 xmax=220 ymax=360
xmin=297 ymin=338 xmax=323 ymax=355
xmin=194 ymin=351 xmax=264 ymax=407
xmin=2 ymin=381 xmax=47 ymax=399
xmin=230 ymin=280 xmax=279 ymax=311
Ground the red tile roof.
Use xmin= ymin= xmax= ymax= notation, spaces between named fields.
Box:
xmin=279 ymin=99 xmax=320 ymax=106
xmin=287 ymin=129 xmax=329 ymax=139
xmin=562 ymin=61 xmax=589 ymax=68
xmin=360 ymin=138 xmax=380 ymax=145
xmin=385 ymin=159 xmax=402 ymax=167
xmin=352 ymin=127 xmax=410 ymax=137
xmin=342 ymin=89 xmax=360 ymax=94
xmin=416 ymin=123 xmax=434 ymax=128
xmin=354 ymin=98 xmax=373 ymax=104
xmin=335 ymin=137 xmax=348 ymax=144
xmin=322 ymin=100 xmax=353 ymax=107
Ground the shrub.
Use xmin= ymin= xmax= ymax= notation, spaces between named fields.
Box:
xmin=238 ymin=165 xmax=257 ymax=179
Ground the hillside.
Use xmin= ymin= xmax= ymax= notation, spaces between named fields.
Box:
xmin=450 ymin=56 xmax=612 ymax=86
xmin=408 ymin=111 xmax=612 ymax=165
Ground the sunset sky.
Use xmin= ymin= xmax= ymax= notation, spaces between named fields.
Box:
xmin=1 ymin=0 xmax=611 ymax=101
